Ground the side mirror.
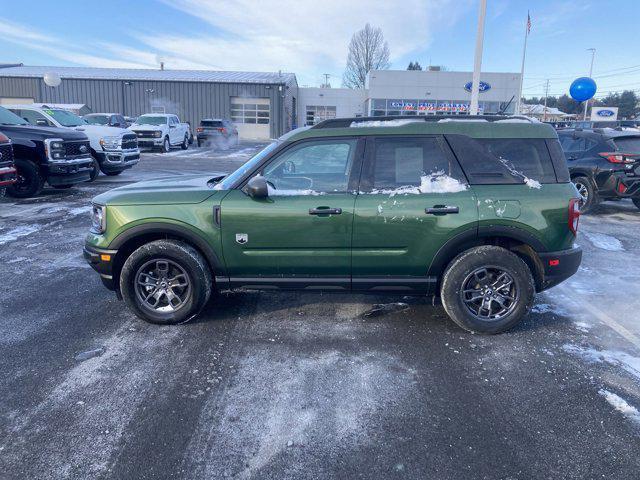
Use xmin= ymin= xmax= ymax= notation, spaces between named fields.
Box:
xmin=246 ymin=175 xmax=269 ymax=199
xmin=35 ymin=119 xmax=48 ymax=126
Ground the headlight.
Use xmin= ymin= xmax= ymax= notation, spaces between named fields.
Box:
xmin=90 ymin=204 xmax=106 ymax=234
xmin=99 ymin=136 xmax=121 ymax=150
xmin=44 ymin=138 xmax=65 ymax=162
xmin=153 ymin=131 xmax=162 ymax=138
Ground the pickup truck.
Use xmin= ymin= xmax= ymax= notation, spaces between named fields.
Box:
xmin=5 ymin=104 xmax=139 ymax=181
xmin=0 ymin=106 xmax=93 ymax=198
xmin=0 ymin=131 xmax=17 ymax=194
xmin=129 ymin=114 xmax=191 ymax=153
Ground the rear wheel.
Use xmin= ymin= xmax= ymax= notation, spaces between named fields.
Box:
xmin=572 ymin=176 xmax=598 ymax=213
xmin=6 ymin=158 xmax=44 ymax=198
xmin=88 ymin=156 xmax=100 ymax=182
xmin=181 ymin=134 xmax=189 ymax=150
xmin=441 ymin=246 xmax=535 ymax=334
xmin=120 ymin=240 xmax=212 ymax=325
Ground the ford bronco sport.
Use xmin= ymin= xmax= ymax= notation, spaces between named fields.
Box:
xmin=85 ymin=116 xmax=582 ymax=334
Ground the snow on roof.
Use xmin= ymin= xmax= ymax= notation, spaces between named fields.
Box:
xmin=32 ymin=103 xmax=89 ymax=110
xmin=0 ymin=65 xmax=296 ymax=85
xmin=521 ymin=104 xmax=567 ymax=116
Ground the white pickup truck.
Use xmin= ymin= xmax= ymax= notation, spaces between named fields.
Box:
xmin=128 ymin=114 xmax=191 ymax=153
xmin=5 ymin=104 xmax=140 ymax=181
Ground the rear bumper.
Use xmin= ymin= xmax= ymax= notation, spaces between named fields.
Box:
xmin=84 ymin=244 xmax=118 ymax=290
xmin=597 ymin=172 xmax=640 ymax=198
xmin=539 ymin=246 xmax=582 ymax=290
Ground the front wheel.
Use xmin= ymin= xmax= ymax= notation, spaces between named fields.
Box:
xmin=181 ymin=134 xmax=189 ymax=150
xmin=632 ymin=198 xmax=640 ymax=210
xmin=120 ymin=240 xmax=212 ymax=324
xmin=572 ymin=176 xmax=598 ymax=213
xmin=88 ymin=156 xmax=100 ymax=182
xmin=440 ymin=246 xmax=535 ymax=334
xmin=6 ymin=158 xmax=44 ymax=198
xmin=161 ymin=136 xmax=170 ymax=153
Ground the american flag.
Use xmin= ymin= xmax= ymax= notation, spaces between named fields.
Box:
xmin=527 ymin=11 xmax=532 ymax=34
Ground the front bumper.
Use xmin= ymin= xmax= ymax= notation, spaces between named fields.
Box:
xmin=84 ymin=244 xmax=118 ymax=290
xmin=137 ymin=138 xmax=164 ymax=148
xmin=0 ymin=165 xmax=17 ymax=187
xmin=95 ymin=149 xmax=140 ymax=172
xmin=47 ymin=156 xmax=93 ymax=185
xmin=539 ymin=246 xmax=583 ymax=291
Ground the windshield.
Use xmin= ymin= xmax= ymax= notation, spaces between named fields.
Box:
xmin=46 ymin=109 xmax=87 ymax=127
xmin=215 ymin=141 xmax=280 ymax=190
xmin=136 ymin=116 xmax=167 ymax=126
xmin=0 ymin=106 xmax=28 ymax=125
xmin=84 ymin=114 xmax=110 ymax=125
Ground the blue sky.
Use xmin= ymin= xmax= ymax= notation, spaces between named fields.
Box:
xmin=1 ymin=0 xmax=638 ymax=98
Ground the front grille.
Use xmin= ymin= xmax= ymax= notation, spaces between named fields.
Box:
xmin=64 ymin=140 xmax=91 ymax=157
xmin=0 ymin=142 xmax=14 ymax=167
xmin=121 ymin=134 xmax=138 ymax=150
xmin=133 ymin=130 xmax=156 ymax=139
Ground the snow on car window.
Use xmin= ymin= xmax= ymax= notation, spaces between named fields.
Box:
xmin=368 ymin=172 xmax=468 ymax=196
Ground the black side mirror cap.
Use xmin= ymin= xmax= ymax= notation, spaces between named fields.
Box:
xmin=246 ymin=175 xmax=269 ymax=199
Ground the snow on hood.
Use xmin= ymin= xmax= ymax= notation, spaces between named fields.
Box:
xmin=74 ymin=124 xmax=130 ymax=137
xmin=367 ymin=172 xmax=468 ymax=196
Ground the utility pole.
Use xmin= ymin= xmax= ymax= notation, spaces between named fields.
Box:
xmin=543 ymin=79 xmax=550 ymax=122
xmin=584 ymin=48 xmax=596 ymax=120
xmin=322 ymin=73 xmax=330 ymax=88
xmin=470 ymin=0 xmax=487 ymax=115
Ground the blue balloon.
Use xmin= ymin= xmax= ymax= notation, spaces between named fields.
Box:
xmin=570 ymin=77 xmax=597 ymax=102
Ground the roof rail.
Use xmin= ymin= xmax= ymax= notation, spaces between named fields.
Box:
xmin=312 ymin=115 xmax=536 ymax=129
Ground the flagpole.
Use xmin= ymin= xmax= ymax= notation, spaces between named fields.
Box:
xmin=470 ymin=0 xmax=487 ymax=115
xmin=516 ymin=13 xmax=530 ymax=115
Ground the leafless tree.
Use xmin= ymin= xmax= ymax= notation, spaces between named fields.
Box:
xmin=342 ymin=23 xmax=391 ymax=89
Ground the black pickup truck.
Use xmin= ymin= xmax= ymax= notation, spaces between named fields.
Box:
xmin=0 ymin=131 xmax=17 ymax=194
xmin=0 ymin=106 xmax=93 ymax=198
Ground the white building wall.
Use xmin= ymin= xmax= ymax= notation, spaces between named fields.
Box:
xmin=297 ymin=87 xmax=366 ymax=126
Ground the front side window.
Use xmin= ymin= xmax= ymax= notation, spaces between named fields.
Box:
xmin=16 ymin=109 xmax=53 ymax=126
xmin=367 ymin=137 xmax=466 ymax=192
xmin=262 ymin=139 xmax=357 ymax=194
xmin=85 ymin=115 xmax=110 ymax=125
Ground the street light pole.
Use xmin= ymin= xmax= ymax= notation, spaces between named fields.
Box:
xmin=470 ymin=0 xmax=487 ymax=115
xmin=584 ymin=48 xmax=596 ymax=120
xmin=543 ymin=79 xmax=550 ymax=122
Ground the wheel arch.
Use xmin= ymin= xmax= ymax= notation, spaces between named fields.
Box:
xmin=109 ymin=222 xmax=225 ymax=289
xmin=428 ymin=226 xmax=546 ymax=293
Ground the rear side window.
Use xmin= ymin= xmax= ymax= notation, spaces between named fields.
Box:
xmin=363 ymin=136 xmax=466 ymax=191
xmin=613 ymin=137 xmax=640 ymax=152
xmin=201 ymin=120 xmax=223 ymax=127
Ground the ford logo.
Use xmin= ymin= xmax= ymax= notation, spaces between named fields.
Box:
xmin=79 ymin=145 xmax=88 ymax=153
xmin=596 ymin=109 xmax=615 ymax=117
xmin=464 ymin=81 xmax=491 ymax=93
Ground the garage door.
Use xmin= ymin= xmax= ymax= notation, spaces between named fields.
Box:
xmin=231 ymin=97 xmax=270 ymax=140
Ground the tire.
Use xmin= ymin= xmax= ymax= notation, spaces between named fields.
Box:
xmin=572 ymin=176 xmax=598 ymax=214
xmin=119 ymin=240 xmax=212 ymax=325
xmin=632 ymin=198 xmax=640 ymax=210
xmin=6 ymin=158 xmax=44 ymax=198
xmin=103 ymin=170 xmax=123 ymax=176
xmin=161 ymin=136 xmax=170 ymax=153
xmin=181 ymin=134 xmax=189 ymax=150
xmin=88 ymin=156 xmax=100 ymax=182
xmin=440 ymin=245 xmax=535 ymax=334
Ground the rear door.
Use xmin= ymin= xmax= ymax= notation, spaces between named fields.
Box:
xmin=352 ymin=135 xmax=478 ymax=293
xmin=220 ymin=137 xmax=363 ymax=289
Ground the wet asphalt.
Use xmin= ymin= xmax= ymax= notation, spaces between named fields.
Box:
xmin=1 ymin=142 xmax=640 ymax=479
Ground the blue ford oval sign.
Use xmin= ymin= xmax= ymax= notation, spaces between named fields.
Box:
xmin=464 ymin=81 xmax=491 ymax=93
xmin=596 ymin=109 xmax=615 ymax=117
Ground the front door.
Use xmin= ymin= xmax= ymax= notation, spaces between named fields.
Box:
xmin=352 ymin=136 xmax=478 ymax=293
xmin=220 ymin=137 xmax=363 ymax=289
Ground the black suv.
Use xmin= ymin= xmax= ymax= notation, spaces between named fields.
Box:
xmin=558 ymin=128 xmax=640 ymax=212
xmin=0 ymin=106 xmax=93 ymax=198
xmin=196 ymin=118 xmax=238 ymax=147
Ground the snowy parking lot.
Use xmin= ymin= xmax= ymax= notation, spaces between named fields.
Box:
xmin=1 ymin=142 xmax=640 ymax=478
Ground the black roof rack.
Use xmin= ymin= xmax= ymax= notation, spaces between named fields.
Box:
xmin=312 ymin=115 xmax=536 ymax=129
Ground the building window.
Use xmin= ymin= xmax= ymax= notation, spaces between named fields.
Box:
xmin=231 ymin=98 xmax=270 ymax=125
xmin=305 ymin=105 xmax=336 ymax=125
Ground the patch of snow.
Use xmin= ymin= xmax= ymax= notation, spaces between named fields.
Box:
xmin=437 ymin=118 xmax=487 ymax=123
xmin=369 ymin=172 xmax=468 ymax=196
xmin=377 ymin=204 xmax=384 ymax=215
xmin=350 ymin=119 xmax=422 ymax=128
xmin=267 ymin=185 xmax=325 ymax=196
xmin=67 ymin=206 xmax=92 ymax=216
xmin=496 ymin=157 xmax=542 ymax=189
xmin=530 ymin=303 xmax=568 ymax=316
xmin=582 ymin=231 xmax=624 ymax=251
xmin=0 ymin=225 xmax=40 ymax=245
xmin=573 ymin=321 xmax=592 ymax=333
xmin=563 ymin=344 xmax=640 ymax=381
xmin=494 ymin=117 xmax=538 ymax=124
xmin=524 ymin=177 xmax=542 ymax=189
xmin=599 ymin=389 xmax=640 ymax=424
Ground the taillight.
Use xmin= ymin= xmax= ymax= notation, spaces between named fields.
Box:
xmin=196 ymin=127 xmax=204 ymax=133
xmin=568 ymin=198 xmax=580 ymax=235
xmin=217 ymin=127 xmax=226 ymax=134
xmin=598 ymin=152 xmax=635 ymax=164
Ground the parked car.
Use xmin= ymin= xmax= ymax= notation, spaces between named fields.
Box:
xmin=6 ymin=105 xmax=139 ymax=181
xmin=0 ymin=106 xmax=93 ymax=197
xmin=0 ymin=131 xmax=17 ymax=195
xmin=129 ymin=114 xmax=191 ymax=152
xmin=196 ymin=118 xmax=239 ymax=147
xmin=84 ymin=115 xmax=582 ymax=334
xmin=558 ymin=128 xmax=640 ymax=212
xmin=84 ymin=113 xmax=129 ymax=128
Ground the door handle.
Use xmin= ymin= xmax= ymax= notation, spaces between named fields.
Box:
xmin=425 ymin=205 xmax=459 ymax=215
xmin=309 ymin=207 xmax=342 ymax=215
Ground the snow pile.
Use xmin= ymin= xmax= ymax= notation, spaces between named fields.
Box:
xmin=582 ymin=231 xmax=624 ymax=251
xmin=267 ymin=185 xmax=325 ymax=196
xmin=370 ymin=172 xmax=468 ymax=196
xmin=563 ymin=344 xmax=640 ymax=381
xmin=598 ymin=389 xmax=640 ymax=424
xmin=350 ymin=119 xmax=422 ymax=128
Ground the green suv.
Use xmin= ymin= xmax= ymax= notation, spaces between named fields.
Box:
xmin=84 ymin=116 xmax=582 ymax=334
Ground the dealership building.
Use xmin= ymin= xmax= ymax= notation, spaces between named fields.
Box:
xmin=0 ymin=64 xmax=520 ymax=139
